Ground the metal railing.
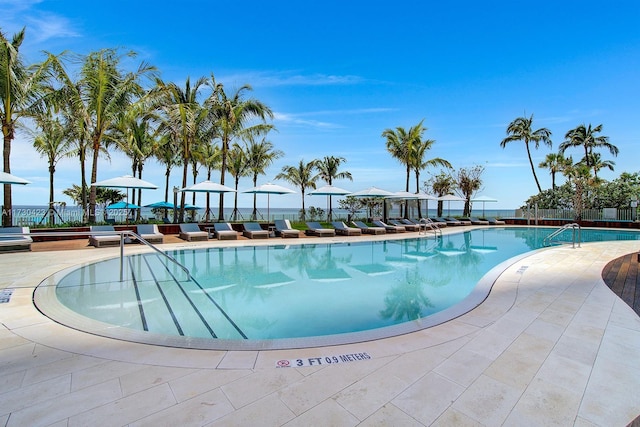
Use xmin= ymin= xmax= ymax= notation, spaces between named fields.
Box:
xmin=0 ymin=230 xmax=190 ymax=282
xmin=543 ymin=223 xmax=582 ymax=248
xmin=418 ymin=218 xmax=442 ymax=239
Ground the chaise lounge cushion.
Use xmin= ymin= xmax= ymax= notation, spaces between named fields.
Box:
xmin=0 ymin=226 xmax=32 ymax=252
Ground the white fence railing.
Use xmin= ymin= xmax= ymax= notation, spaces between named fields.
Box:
xmin=514 ymin=208 xmax=636 ymax=221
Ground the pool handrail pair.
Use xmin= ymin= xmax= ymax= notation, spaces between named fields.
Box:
xmin=0 ymin=230 xmax=190 ymax=282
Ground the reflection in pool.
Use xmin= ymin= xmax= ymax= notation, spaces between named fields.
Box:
xmin=42 ymin=227 xmax=640 ymax=348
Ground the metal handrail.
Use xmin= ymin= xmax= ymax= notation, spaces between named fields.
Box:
xmin=543 ymin=223 xmax=582 ymax=248
xmin=0 ymin=230 xmax=190 ymax=282
xmin=418 ymin=218 xmax=442 ymax=239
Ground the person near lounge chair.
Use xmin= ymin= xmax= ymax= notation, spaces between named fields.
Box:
xmin=305 ymin=222 xmax=336 ymax=237
xmin=372 ymin=219 xmax=406 ymax=233
xmin=242 ymin=222 xmax=270 ymax=239
xmin=352 ymin=220 xmax=386 ymax=235
xmin=274 ymin=219 xmax=300 ymax=238
xmin=212 ymin=222 xmax=238 ymax=240
xmin=331 ymin=221 xmax=362 ymax=236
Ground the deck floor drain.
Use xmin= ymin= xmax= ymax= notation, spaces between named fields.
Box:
xmin=0 ymin=288 xmax=14 ymax=303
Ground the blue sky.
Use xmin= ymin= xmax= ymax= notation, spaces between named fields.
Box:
xmin=2 ymin=0 xmax=639 ymax=210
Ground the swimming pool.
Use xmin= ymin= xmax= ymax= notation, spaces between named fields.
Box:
xmin=34 ymin=227 xmax=640 ymax=349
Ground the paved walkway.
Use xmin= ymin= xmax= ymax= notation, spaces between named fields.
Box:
xmin=1 ymin=230 xmax=639 ymax=426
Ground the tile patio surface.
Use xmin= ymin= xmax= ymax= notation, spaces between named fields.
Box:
xmin=1 ymin=227 xmax=639 ymax=426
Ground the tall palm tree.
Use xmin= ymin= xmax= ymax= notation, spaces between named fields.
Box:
xmin=227 ymin=144 xmax=250 ymax=221
xmin=1 ymin=28 xmax=54 ymax=226
xmin=410 ymin=139 xmax=451 ymax=218
xmin=500 ymin=114 xmax=552 ymax=193
xmin=244 ymin=137 xmax=283 ymax=220
xmin=275 ymin=159 xmax=317 ymax=221
xmin=70 ymin=48 xmax=155 ymax=222
xmin=31 ymin=107 xmax=74 ymax=225
xmin=538 ymin=152 xmax=572 ymax=189
xmin=206 ymin=76 xmax=273 ymax=220
xmin=382 ymin=121 xmax=424 ymax=192
xmin=153 ymin=134 xmax=181 ymax=220
xmin=559 ymin=123 xmax=617 ymax=177
xmin=111 ymin=104 xmax=157 ymax=217
xmin=312 ymin=155 xmax=352 ymax=221
xmin=195 ymin=141 xmax=221 ymax=222
xmin=154 ymin=76 xmax=211 ymax=222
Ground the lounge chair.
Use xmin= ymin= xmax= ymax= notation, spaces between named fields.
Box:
xmin=352 ymin=220 xmax=386 ymax=235
xmin=372 ymin=220 xmax=406 ymax=233
xmin=0 ymin=226 xmax=32 ymax=252
xmin=389 ymin=219 xmax=419 ymax=231
xmin=305 ymin=221 xmax=336 ymax=237
xmin=212 ymin=223 xmax=238 ymax=240
xmin=89 ymin=225 xmax=122 ymax=248
xmin=487 ymin=217 xmax=506 ymax=225
xmin=135 ymin=224 xmax=164 ymax=244
xmin=242 ymin=222 xmax=270 ymax=239
xmin=179 ymin=223 xmax=208 ymax=241
xmin=467 ymin=217 xmax=490 ymax=225
xmin=274 ymin=219 xmax=300 ymax=238
xmin=415 ymin=218 xmax=446 ymax=228
xmin=446 ymin=217 xmax=471 ymax=226
xmin=331 ymin=221 xmax=362 ymax=236
xmin=435 ymin=217 xmax=463 ymax=226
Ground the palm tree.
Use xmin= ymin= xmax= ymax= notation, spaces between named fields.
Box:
xmin=0 ymin=28 xmax=54 ymax=226
xmin=538 ymin=152 xmax=572 ymax=189
xmin=275 ymin=159 xmax=317 ymax=220
xmin=206 ymin=76 xmax=273 ymax=220
xmin=312 ymin=155 xmax=352 ymax=221
xmin=410 ymin=139 xmax=451 ymax=218
xmin=73 ymin=49 xmax=155 ymax=222
xmin=382 ymin=121 xmax=424 ymax=192
xmin=563 ymin=163 xmax=594 ymax=221
xmin=244 ymin=137 xmax=283 ymax=220
xmin=195 ymin=142 xmax=221 ymax=222
xmin=227 ymin=144 xmax=250 ymax=221
xmin=153 ymin=76 xmax=211 ymax=222
xmin=153 ymin=134 xmax=181 ymax=220
xmin=559 ymin=124 xmax=618 ymax=177
xmin=582 ymin=152 xmax=615 ymax=180
xmin=111 ymin=104 xmax=157 ymax=218
xmin=31 ymin=108 xmax=74 ymax=225
xmin=500 ymin=114 xmax=552 ymax=193
xmin=427 ymin=172 xmax=456 ymax=217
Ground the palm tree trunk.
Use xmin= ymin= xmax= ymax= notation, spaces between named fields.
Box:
xmin=89 ymin=138 xmax=100 ymax=223
xmin=415 ymin=171 xmax=422 ymax=219
xmin=525 ymin=142 xmax=543 ymax=193
xmin=252 ymin=174 xmax=258 ymax=220
xmin=179 ymin=163 xmax=188 ymax=222
xmin=49 ymin=166 xmax=55 ymax=225
xmin=3 ymin=132 xmax=13 ymax=227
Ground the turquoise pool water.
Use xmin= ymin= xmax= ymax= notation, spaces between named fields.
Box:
xmin=45 ymin=227 xmax=640 ymax=348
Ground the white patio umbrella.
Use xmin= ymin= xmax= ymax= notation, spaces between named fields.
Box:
xmin=92 ymin=175 xmax=157 ymax=222
xmin=351 ymin=187 xmax=394 ymax=220
xmin=438 ymin=194 xmax=465 ymax=217
xmin=1 ymin=172 xmax=30 ymax=226
xmin=471 ymin=195 xmax=498 ymax=217
xmin=0 ymin=171 xmax=31 ymax=185
xmin=242 ymin=183 xmax=295 ymax=222
xmin=179 ymin=180 xmax=236 ymax=221
xmin=308 ymin=185 xmax=351 ymax=221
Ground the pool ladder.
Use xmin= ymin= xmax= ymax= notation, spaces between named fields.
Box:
xmin=543 ymin=223 xmax=582 ymax=248
xmin=418 ymin=218 xmax=442 ymax=239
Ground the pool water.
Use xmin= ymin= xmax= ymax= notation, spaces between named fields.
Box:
xmin=47 ymin=227 xmax=640 ymax=347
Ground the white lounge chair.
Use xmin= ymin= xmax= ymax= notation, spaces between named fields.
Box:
xmin=352 ymin=220 xmax=386 ymax=235
xmin=274 ymin=220 xmax=300 ymax=238
xmin=331 ymin=221 xmax=362 ymax=236
xmin=305 ymin=222 xmax=336 ymax=237
xmin=179 ymin=223 xmax=208 ymax=241
xmin=89 ymin=225 xmax=122 ymax=248
xmin=136 ymin=224 xmax=164 ymax=244
xmin=0 ymin=226 xmax=32 ymax=252
xmin=242 ymin=222 xmax=270 ymax=239
xmin=212 ymin=223 xmax=238 ymax=240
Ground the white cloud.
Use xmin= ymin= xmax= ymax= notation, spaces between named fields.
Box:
xmin=25 ymin=13 xmax=80 ymax=42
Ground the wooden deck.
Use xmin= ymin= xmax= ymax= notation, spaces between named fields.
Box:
xmin=602 ymin=252 xmax=640 ymax=316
